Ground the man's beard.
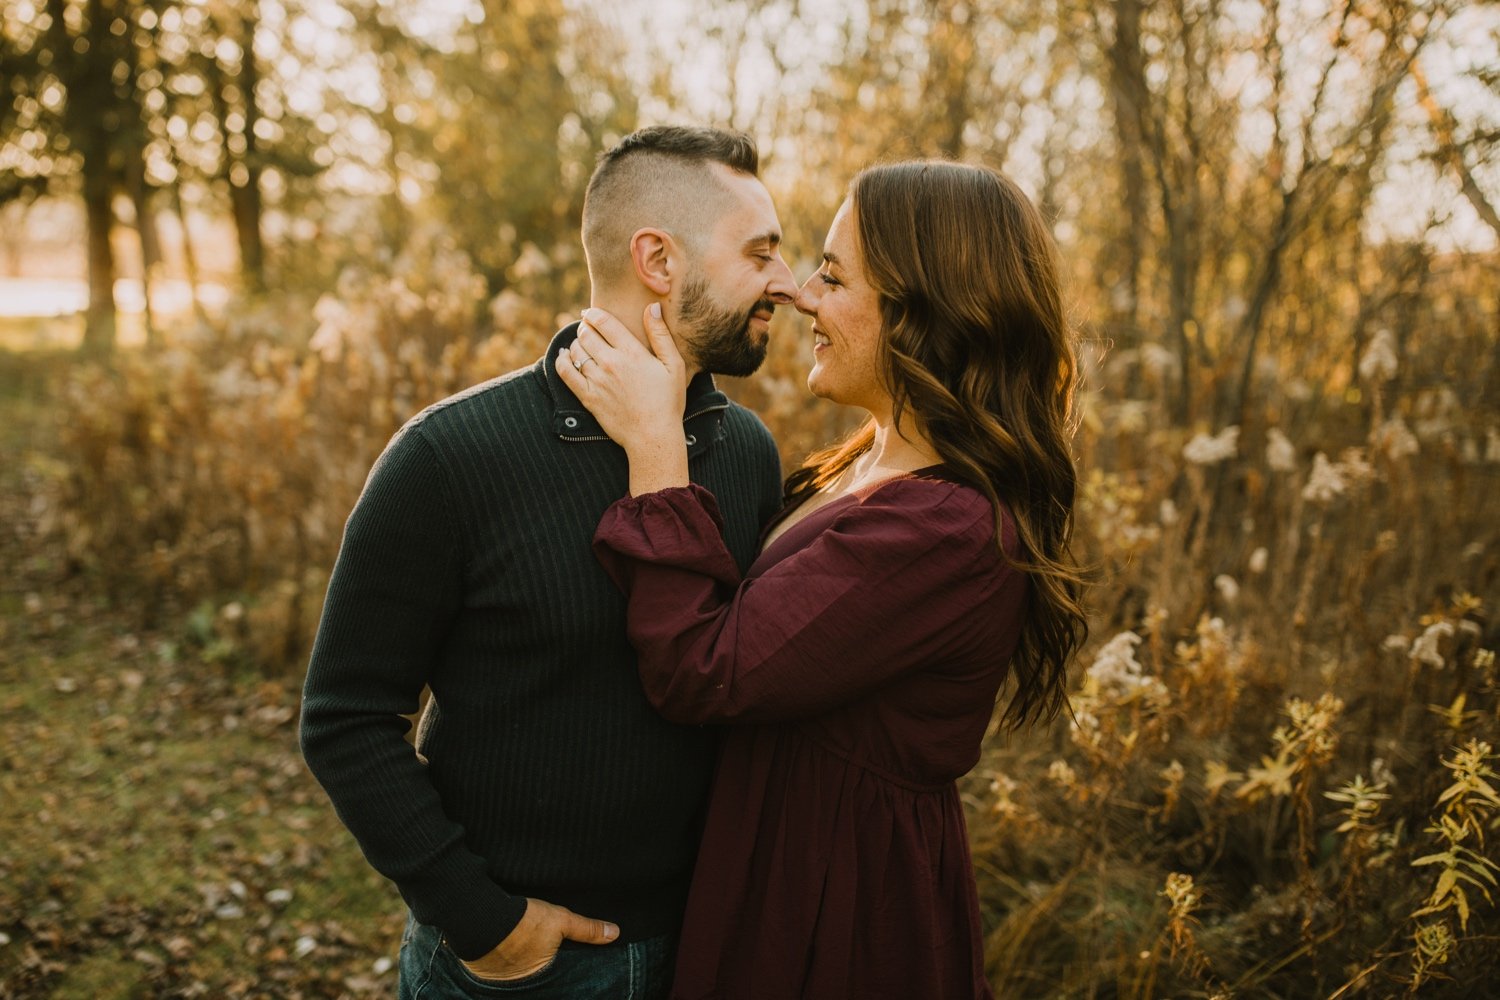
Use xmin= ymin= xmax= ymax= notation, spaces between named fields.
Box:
xmin=679 ymin=276 xmax=773 ymax=378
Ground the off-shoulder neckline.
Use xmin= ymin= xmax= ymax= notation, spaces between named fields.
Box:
xmin=757 ymin=464 xmax=959 ymax=561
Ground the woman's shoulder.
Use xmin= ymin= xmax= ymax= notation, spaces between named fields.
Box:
xmin=853 ymin=469 xmax=1020 ymax=555
xmin=850 ymin=470 xmax=992 ymax=528
xmin=859 ymin=466 xmax=984 ymax=507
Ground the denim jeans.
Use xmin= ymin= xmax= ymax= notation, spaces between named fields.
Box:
xmin=397 ymin=913 xmax=677 ymax=1000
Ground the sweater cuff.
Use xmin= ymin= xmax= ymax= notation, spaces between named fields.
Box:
xmin=406 ymin=864 xmax=529 ymax=961
xmin=402 ymin=851 xmax=531 ymax=959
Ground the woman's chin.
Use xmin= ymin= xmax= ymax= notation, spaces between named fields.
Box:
xmin=806 ymin=370 xmax=834 ymax=401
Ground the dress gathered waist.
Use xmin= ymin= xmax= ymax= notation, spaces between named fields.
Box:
xmin=797 ymin=724 xmax=955 ymax=794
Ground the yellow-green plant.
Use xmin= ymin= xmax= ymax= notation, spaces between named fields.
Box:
xmin=1410 ymin=740 xmax=1500 ymax=929
xmin=1405 ymin=737 xmax=1500 ymax=990
xmin=1325 ymin=773 xmax=1396 ymax=913
xmin=1237 ymin=694 xmax=1344 ymax=881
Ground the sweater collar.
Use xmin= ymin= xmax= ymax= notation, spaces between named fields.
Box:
xmin=538 ymin=323 xmax=731 ymax=457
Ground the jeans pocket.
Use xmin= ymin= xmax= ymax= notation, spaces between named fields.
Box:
xmin=438 ymin=939 xmax=564 ymax=995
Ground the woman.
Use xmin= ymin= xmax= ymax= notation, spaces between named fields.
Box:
xmin=557 ymin=161 xmax=1087 ymax=999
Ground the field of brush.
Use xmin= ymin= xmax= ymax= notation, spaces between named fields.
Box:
xmin=1 ymin=245 xmax=1496 ymax=998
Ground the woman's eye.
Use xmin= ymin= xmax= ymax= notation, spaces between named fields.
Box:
xmin=820 ymin=272 xmax=840 ymax=287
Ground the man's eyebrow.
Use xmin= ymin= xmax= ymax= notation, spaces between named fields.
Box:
xmin=742 ymin=231 xmax=782 ymax=251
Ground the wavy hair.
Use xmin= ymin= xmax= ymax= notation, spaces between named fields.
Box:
xmin=784 ymin=161 xmax=1087 ymax=728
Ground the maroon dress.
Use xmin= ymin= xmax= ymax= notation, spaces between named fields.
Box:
xmin=593 ymin=469 xmax=1027 ymax=1000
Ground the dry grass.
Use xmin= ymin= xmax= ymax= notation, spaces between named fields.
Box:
xmin=5 ymin=229 xmax=1498 ymax=996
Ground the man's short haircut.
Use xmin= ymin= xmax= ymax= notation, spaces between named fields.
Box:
xmin=582 ymin=126 xmax=761 ymax=289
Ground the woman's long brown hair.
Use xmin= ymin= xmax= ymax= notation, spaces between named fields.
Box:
xmin=784 ymin=161 xmax=1087 ymax=729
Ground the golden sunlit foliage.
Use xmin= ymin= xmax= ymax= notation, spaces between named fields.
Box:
xmin=3 ymin=0 xmax=1498 ymax=995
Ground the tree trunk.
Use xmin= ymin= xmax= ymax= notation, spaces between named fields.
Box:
xmin=121 ymin=4 xmax=163 ymax=347
xmin=1166 ymin=205 xmax=1195 ymax=425
xmin=77 ymin=0 xmax=120 ymax=357
xmin=1107 ymin=0 xmax=1147 ymax=337
xmin=80 ymin=157 xmax=118 ymax=358
xmin=165 ymin=140 xmax=208 ymax=325
xmin=229 ymin=173 xmax=265 ymax=295
xmin=124 ymin=150 xmax=162 ymax=348
xmin=234 ymin=7 xmax=265 ymax=294
xmin=1108 ymin=0 xmax=1196 ymax=423
xmin=205 ymin=7 xmax=266 ymax=296
xmin=0 ymin=202 xmax=30 ymax=275
xmin=923 ymin=0 xmax=972 ymax=159
xmin=1225 ymin=190 xmax=1296 ymax=427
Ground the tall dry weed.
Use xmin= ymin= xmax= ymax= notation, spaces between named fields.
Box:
xmin=44 ymin=231 xmax=560 ymax=670
xmin=968 ymin=250 xmax=1498 ymax=995
xmin=33 ymin=224 xmax=1500 ymax=994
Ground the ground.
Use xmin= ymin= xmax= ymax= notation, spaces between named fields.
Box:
xmin=0 ymin=348 xmax=405 ymax=998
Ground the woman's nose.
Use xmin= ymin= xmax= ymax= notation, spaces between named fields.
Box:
xmin=794 ymin=275 xmax=820 ymax=316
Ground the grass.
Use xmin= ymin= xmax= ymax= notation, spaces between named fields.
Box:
xmin=0 ymin=617 xmax=406 ymax=999
xmin=0 ymin=349 xmax=405 ymax=999
xmin=0 ymin=313 xmax=153 ymax=354
xmin=4 ymin=293 xmax=1497 ymax=996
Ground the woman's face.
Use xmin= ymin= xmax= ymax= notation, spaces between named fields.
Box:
xmin=795 ymin=198 xmax=887 ymax=413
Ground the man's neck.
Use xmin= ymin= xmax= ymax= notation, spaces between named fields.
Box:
xmin=586 ymin=294 xmax=650 ymax=345
xmin=586 ymin=294 xmax=702 ymax=376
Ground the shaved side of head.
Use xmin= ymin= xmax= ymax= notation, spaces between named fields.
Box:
xmin=582 ymin=126 xmax=760 ymax=291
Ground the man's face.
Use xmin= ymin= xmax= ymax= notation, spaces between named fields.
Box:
xmin=675 ymin=168 xmax=797 ymax=377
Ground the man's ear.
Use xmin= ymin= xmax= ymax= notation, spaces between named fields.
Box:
xmin=630 ymin=229 xmax=676 ymax=296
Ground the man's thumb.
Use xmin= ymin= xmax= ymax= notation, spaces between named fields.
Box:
xmin=561 ymin=908 xmax=619 ymax=945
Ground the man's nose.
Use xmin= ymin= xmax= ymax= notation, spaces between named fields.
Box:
xmin=766 ymin=257 xmax=797 ymax=305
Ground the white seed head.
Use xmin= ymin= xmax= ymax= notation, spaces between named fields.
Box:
xmin=1409 ymin=621 xmax=1455 ymax=669
xmin=1357 ymin=328 xmax=1398 ymax=382
xmin=1371 ymin=416 xmax=1419 ymax=461
xmin=1183 ymin=425 xmax=1240 ymax=465
xmin=1248 ymin=547 xmax=1269 ymax=574
xmin=1214 ymin=575 xmax=1240 ymax=602
xmin=1302 ymin=452 xmax=1346 ymax=503
xmin=1265 ymin=428 xmax=1297 ymax=472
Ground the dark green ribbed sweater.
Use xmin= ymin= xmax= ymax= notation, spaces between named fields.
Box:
xmin=300 ymin=325 xmax=782 ymax=961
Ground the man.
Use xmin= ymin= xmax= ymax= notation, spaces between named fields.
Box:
xmin=300 ymin=126 xmax=797 ymax=999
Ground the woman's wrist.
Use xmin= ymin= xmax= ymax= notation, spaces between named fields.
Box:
xmin=625 ymin=433 xmax=691 ymax=496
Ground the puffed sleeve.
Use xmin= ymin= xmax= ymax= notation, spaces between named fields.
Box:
xmin=593 ymin=481 xmax=1019 ymax=724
